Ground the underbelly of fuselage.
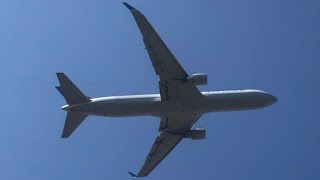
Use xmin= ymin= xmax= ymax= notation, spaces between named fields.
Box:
xmin=72 ymin=99 xmax=200 ymax=117
xmin=70 ymin=92 xmax=274 ymax=117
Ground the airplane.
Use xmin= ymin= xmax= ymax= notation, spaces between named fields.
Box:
xmin=55 ymin=2 xmax=278 ymax=178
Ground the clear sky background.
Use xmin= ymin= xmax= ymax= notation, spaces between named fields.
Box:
xmin=1 ymin=0 xmax=319 ymax=179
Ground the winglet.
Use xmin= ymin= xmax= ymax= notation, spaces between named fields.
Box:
xmin=128 ymin=172 xmax=137 ymax=178
xmin=123 ymin=2 xmax=135 ymax=10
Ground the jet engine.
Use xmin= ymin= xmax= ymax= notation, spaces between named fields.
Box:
xmin=187 ymin=73 xmax=207 ymax=85
xmin=184 ymin=128 xmax=206 ymax=140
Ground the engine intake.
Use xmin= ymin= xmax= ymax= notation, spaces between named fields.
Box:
xmin=188 ymin=73 xmax=207 ymax=85
xmin=184 ymin=128 xmax=206 ymax=140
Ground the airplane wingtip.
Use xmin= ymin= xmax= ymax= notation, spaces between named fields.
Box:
xmin=123 ymin=2 xmax=135 ymax=10
xmin=128 ymin=172 xmax=137 ymax=178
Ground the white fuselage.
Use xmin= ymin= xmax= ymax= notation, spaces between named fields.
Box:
xmin=62 ymin=89 xmax=277 ymax=117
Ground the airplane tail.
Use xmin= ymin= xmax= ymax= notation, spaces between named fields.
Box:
xmin=56 ymin=72 xmax=90 ymax=105
xmin=56 ymin=72 xmax=90 ymax=138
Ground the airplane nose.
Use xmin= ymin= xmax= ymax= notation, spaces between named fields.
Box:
xmin=260 ymin=92 xmax=278 ymax=106
xmin=268 ymin=94 xmax=278 ymax=105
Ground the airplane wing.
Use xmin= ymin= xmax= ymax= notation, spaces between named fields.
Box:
xmin=123 ymin=3 xmax=202 ymax=100
xmin=129 ymin=115 xmax=201 ymax=178
xmin=124 ymin=3 xmax=204 ymax=177
xmin=159 ymin=115 xmax=202 ymax=133
xmin=131 ymin=132 xmax=182 ymax=178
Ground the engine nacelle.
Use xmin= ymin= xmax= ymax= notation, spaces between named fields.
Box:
xmin=188 ymin=73 xmax=208 ymax=85
xmin=184 ymin=128 xmax=206 ymax=140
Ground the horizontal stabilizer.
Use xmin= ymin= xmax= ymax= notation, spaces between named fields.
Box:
xmin=62 ymin=112 xmax=88 ymax=138
xmin=56 ymin=73 xmax=90 ymax=105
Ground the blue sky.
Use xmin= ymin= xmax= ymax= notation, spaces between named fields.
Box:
xmin=1 ymin=0 xmax=319 ymax=179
